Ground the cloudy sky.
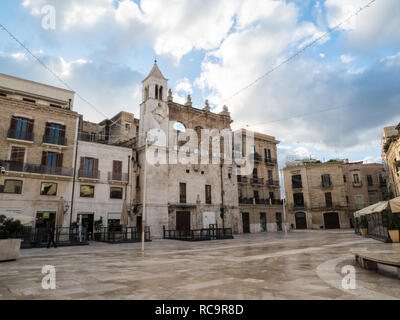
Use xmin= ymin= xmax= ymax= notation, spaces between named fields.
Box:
xmin=0 ymin=0 xmax=399 ymax=169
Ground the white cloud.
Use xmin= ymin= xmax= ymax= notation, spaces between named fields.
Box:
xmin=340 ymin=54 xmax=355 ymax=63
xmin=362 ymin=156 xmax=382 ymax=164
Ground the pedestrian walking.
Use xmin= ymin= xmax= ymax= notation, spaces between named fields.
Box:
xmin=47 ymin=227 xmax=57 ymax=248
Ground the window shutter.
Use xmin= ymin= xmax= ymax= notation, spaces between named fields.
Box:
xmin=10 ymin=116 xmax=17 ymax=130
xmin=80 ymin=157 xmax=85 ymax=169
xmin=94 ymin=159 xmax=99 ymax=172
xmin=113 ymin=160 xmax=122 ymax=174
xmin=27 ymin=119 xmax=34 ymax=134
xmin=41 ymin=151 xmax=47 ymax=166
xmin=56 ymin=153 xmax=63 ymax=168
xmin=44 ymin=122 xmax=51 ymax=136
xmin=60 ymin=125 xmax=66 ymax=138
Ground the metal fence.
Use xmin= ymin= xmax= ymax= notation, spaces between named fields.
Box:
xmin=0 ymin=227 xmax=89 ymax=248
xmin=94 ymin=226 xmax=151 ymax=243
xmin=354 ymin=212 xmax=391 ymax=243
xmin=163 ymin=227 xmax=234 ymax=241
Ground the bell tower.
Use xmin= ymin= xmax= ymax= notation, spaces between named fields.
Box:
xmin=138 ymin=61 xmax=170 ymax=238
xmin=139 ymin=61 xmax=169 ymax=148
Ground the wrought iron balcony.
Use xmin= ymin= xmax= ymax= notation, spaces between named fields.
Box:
xmin=289 ymin=202 xmax=307 ymax=209
xmin=43 ymin=135 xmax=67 ymax=146
xmin=251 ymin=177 xmax=264 ymax=185
xmin=237 ymin=176 xmax=248 ymax=183
xmin=250 ymin=153 xmax=263 ymax=162
xmin=3 ymin=161 xmax=73 ymax=177
xmin=267 ymin=179 xmax=280 ymax=187
xmin=7 ymin=129 xmax=34 ymax=142
xmin=108 ymin=172 xmax=129 ymax=182
xmin=321 ymin=182 xmax=332 ymax=188
xmin=264 ymin=158 xmax=278 ymax=165
xmin=78 ymin=169 xmax=100 ymax=179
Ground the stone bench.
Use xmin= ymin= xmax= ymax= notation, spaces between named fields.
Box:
xmin=354 ymin=251 xmax=400 ymax=279
xmin=0 ymin=239 xmax=21 ymax=262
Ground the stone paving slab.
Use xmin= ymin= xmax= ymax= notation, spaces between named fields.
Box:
xmin=0 ymin=230 xmax=399 ymax=300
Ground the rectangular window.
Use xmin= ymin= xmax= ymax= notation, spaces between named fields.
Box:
xmin=44 ymin=122 xmax=66 ymax=145
xmin=205 ymin=185 xmax=212 ymax=204
xmin=9 ymin=116 xmax=34 ymax=141
xmin=293 ymin=193 xmax=304 ymax=207
xmin=353 ymin=174 xmax=360 ymax=184
xmin=80 ymin=185 xmax=95 ymax=198
xmin=250 ymin=145 xmax=255 ymax=154
xmin=10 ymin=146 xmax=25 ymax=169
xmin=125 ymin=123 xmax=130 ymax=131
xmin=254 ymin=190 xmax=260 ymax=203
xmin=79 ymin=157 xmax=99 ymax=179
xmin=325 ymin=192 xmax=333 ymax=207
xmin=265 ymin=148 xmax=271 ymax=160
xmin=22 ymin=98 xmax=36 ymax=103
xmin=367 ymin=175 xmax=373 ymax=186
xmin=269 ymin=192 xmax=275 ymax=200
xmin=40 ymin=182 xmax=57 ymax=196
xmin=110 ymin=187 xmax=123 ymax=199
xmin=292 ymin=175 xmax=302 ymax=189
xmin=179 ymin=183 xmax=187 ymax=204
xmin=2 ymin=180 xmax=22 ymax=194
xmin=268 ymin=170 xmax=273 ymax=182
xmin=321 ymin=174 xmax=331 ymax=187
xmin=252 ymin=167 xmax=258 ymax=178
xmin=343 ymin=175 xmax=347 ymax=183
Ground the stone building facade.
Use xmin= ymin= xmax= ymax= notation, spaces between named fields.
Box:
xmin=0 ymin=73 xmax=79 ymax=227
xmin=283 ymin=159 xmax=386 ymax=230
xmin=382 ymin=125 xmax=400 ymax=198
xmin=236 ymin=129 xmax=283 ymax=233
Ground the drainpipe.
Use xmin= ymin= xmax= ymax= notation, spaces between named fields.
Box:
xmin=220 ymin=163 xmax=225 ymax=233
xmin=69 ymin=119 xmax=80 ymax=228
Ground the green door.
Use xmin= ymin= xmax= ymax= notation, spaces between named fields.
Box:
xmin=260 ymin=213 xmax=267 ymax=232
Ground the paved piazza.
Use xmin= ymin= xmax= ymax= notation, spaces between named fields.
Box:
xmin=0 ymin=230 xmax=399 ymax=300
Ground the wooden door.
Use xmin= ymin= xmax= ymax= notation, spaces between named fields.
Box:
xmin=295 ymin=212 xmax=307 ymax=229
xmin=176 ymin=211 xmax=191 ymax=231
xmin=242 ymin=213 xmax=250 ymax=233
xmin=324 ymin=212 xmax=340 ymax=229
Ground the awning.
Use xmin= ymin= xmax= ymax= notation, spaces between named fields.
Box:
xmin=354 ymin=201 xmax=389 ymax=218
xmin=389 ymin=197 xmax=400 ymax=214
xmin=0 ymin=209 xmax=35 ymax=226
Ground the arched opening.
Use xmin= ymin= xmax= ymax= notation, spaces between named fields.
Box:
xmin=324 ymin=212 xmax=340 ymax=229
xmin=144 ymin=86 xmax=149 ymax=100
xmin=155 ymin=85 xmax=159 ymax=100
xmin=159 ymin=86 xmax=163 ymax=100
xmin=295 ymin=212 xmax=307 ymax=229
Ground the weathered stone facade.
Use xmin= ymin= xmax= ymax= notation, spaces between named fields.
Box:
xmin=0 ymin=73 xmax=78 ymax=223
xmin=382 ymin=125 xmax=400 ymax=198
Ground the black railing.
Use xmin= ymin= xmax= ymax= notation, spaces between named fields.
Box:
xmin=78 ymin=132 xmax=109 ymax=144
xmin=250 ymin=153 xmax=263 ymax=162
xmin=237 ymin=176 xmax=248 ymax=183
xmin=264 ymin=158 xmax=277 ymax=164
xmin=3 ymin=161 xmax=73 ymax=177
xmin=163 ymin=227 xmax=233 ymax=241
xmin=321 ymin=182 xmax=332 ymax=188
xmin=251 ymin=177 xmax=264 ymax=185
xmin=239 ymin=197 xmax=253 ymax=204
xmin=43 ymin=135 xmax=67 ymax=146
xmin=94 ymin=226 xmax=151 ymax=243
xmin=271 ymin=199 xmax=284 ymax=205
xmin=267 ymin=179 xmax=280 ymax=187
xmin=7 ymin=129 xmax=34 ymax=142
xmin=78 ymin=169 xmax=100 ymax=179
xmin=108 ymin=172 xmax=129 ymax=182
xmin=0 ymin=227 xmax=89 ymax=248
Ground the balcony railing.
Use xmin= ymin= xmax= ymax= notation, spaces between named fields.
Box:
xmin=264 ymin=158 xmax=277 ymax=165
xmin=237 ymin=176 xmax=248 ymax=183
xmin=7 ymin=129 xmax=34 ymax=142
xmin=321 ymin=182 xmax=332 ymax=188
xmin=239 ymin=198 xmax=254 ymax=204
xmin=289 ymin=202 xmax=307 ymax=209
xmin=78 ymin=169 xmax=100 ymax=179
xmin=3 ymin=161 xmax=73 ymax=177
xmin=312 ymin=203 xmax=347 ymax=210
xmin=251 ymin=177 xmax=264 ymax=185
xmin=108 ymin=172 xmax=129 ymax=182
xmin=250 ymin=153 xmax=263 ymax=162
xmin=353 ymin=181 xmax=363 ymax=187
xmin=43 ymin=135 xmax=67 ymax=146
xmin=267 ymin=179 xmax=280 ymax=187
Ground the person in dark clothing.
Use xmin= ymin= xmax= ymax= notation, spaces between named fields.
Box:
xmin=47 ymin=227 xmax=57 ymax=248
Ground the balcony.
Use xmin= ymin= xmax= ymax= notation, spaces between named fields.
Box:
xmin=237 ymin=176 xmax=248 ymax=184
xmin=250 ymin=153 xmax=262 ymax=162
xmin=43 ymin=135 xmax=67 ymax=146
xmin=251 ymin=177 xmax=264 ymax=185
xmin=288 ymin=202 xmax=307 ymax=209
xmin=239 ymin=198 xmax=254 ymax=204
xmin=271 ymin=199 xmax=284 ymax=205
xmin=267 ymin=179 xmax=280 ymax=187
xmin=352 ymin=181 xmax=363 ymax=188
xmin=3 ymin=161 xmax=73 ymax=177
xmin=321 ymin=182 xmax=332 ymax=188
xmin=108 ymin=172 xmax=129 ymax=182
xmin=264 ymin=158 xmax=277 ymax=165
xmin=78 ymin=169 xmax=100 ymax=180
xmin=7 ymin=129 xmax=34 ymax=142
xmin=312 ymin=203 xmax=347 ymax=210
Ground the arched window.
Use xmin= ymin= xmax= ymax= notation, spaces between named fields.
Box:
xmin=144 ymin=86 xmax=149 ymax=100
xmin=155 ymin=85 xmax=159 ymax=99
xmin=159 ymin=86 xmax=163 ymax=100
